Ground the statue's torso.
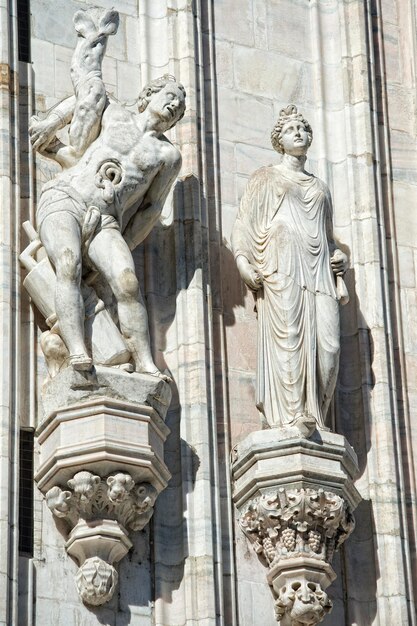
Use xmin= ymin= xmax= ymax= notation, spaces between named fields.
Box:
xmin=54 ymin=103 xmax=179 ymax=225
xmin=243 ymin=164 xmax=336 ymax=298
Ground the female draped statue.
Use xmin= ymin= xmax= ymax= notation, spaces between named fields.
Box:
xmin=232 ymin=105 xmax=349 ymax=437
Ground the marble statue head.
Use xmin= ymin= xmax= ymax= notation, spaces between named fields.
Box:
xmin=137 ymin=74 xmax=186 ymax=130
xmin=271 ymin=105 xmax=313 ymax=155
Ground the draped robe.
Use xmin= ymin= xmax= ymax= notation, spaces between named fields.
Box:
xmin=232 ymin=164 xmax=340 ymax=429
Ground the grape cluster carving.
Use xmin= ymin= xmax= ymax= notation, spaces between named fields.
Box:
xmin=240 ymin=487 xmax=355 ymax=567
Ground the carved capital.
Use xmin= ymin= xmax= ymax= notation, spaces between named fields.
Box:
xmin=240 ymin=487 xmax=355 ymax=569
xmin=239 ymin=487 xmax=355 ymax=625
xmin=45 ymin=470 xmax=158 ymax=605
xmin=36 ymin=380 xmax=171 ymax=608
xmin=46 ymin=470 xmax=158 ymax=532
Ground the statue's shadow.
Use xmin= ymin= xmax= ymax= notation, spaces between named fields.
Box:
xmin=122 ymin=176 xmax=209 ymax=615
xmin=325 ymin=260 xmax=378 ymax=626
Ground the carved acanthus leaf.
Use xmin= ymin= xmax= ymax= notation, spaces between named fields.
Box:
xmin=240 ymin=487 xmax=355 ymax=567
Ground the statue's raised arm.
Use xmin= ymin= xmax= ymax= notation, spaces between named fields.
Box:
xmin=29 ymin=7 xmax=119 ymax=169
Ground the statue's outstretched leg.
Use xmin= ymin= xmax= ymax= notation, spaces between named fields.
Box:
xmin=88 ymin=228 xmax=171 ymax=382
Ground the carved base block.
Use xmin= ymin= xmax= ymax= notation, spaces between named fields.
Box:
xmin=35 ymin=367 xmax=172 ymax=493
xmin=66 ymin=519 xmax=132 ymax=606
xmin=35 ymin=367 xmax=172 ymax=606
xmin=232 ymin=428 xmax=361 ymax=625
xmin=233 ymin=427 xmax=360 ymax=510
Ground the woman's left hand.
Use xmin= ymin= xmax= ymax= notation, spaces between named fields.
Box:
xmin=331 ymin=249 xmax=348 ymax=276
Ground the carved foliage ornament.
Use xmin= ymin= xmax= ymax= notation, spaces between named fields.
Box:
xmin=240 ymin=488 xmax=355 ymax=625
xmin=240 ymin=487 xmax=355 ymax=567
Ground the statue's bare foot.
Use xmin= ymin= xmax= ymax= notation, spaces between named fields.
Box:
xmin=70 ymin=354 xmax=93 ymax=371
xmin=138 ymin=367 xmax=172 ymax=383
xmin=290 ymin=412 xmax=317 ymax=438
xmin=112 ymin=363 xmax=134 ymax=373
xmin=151 ymin=370 xmax=172 ymax=383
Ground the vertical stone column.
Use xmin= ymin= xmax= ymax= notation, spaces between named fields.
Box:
xmin=310 ymin=1 xmax=417 ymax=622
xmin=0 ymin=1 xmax=21 ymax=624
xmin=146 ymin=2 xmax=229 ymax=625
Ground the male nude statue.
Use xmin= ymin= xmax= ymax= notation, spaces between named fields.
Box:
xmin=29 ymin=8 xmax=185 ymax=378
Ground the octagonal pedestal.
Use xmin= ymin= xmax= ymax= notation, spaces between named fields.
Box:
xmin=35 ymin=366 xmax=172 ymax=606
xmin=232 ymin=428 xmax=361 ymax=625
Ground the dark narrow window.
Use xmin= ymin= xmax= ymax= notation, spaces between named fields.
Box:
xmin=19 ymin=429 xmax=34 ymax=556
xmin=17 ymin=0 xmax=31 ymax=63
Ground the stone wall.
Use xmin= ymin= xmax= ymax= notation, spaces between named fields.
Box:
xmin=4 ymin=0 xmax=417 ymax=625
xmin=212 ymin=0 xmax=417 ymax=624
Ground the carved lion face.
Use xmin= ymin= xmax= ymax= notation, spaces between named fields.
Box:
xmin=68 ymin=471 xmax=100 ymax=502
xmin=106 ymin=473 xmax=135 ymax=503
xmin=275 ymin=580 xmax=332 ymax=625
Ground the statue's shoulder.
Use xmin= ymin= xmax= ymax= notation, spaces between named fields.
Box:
xmin=247 ymin=165 xmax=276 ymax=188
xmin=160 ymin=136 xmax=182 ymax=170
xmin=314 ymin=175 xmax=332 ymax=200
xmin=250 ymin=165 xmax=275 ymax=180
xmin=103 ymin=102 xmax=133 ymax=123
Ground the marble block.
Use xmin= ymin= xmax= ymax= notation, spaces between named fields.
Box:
xmin=232 ymin=427 xmax=361 ymax=511
xmin=35 ymin=367 xmax=172 ymax=493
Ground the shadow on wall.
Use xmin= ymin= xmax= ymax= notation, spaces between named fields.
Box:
xmin=332 ymin=264 xmax=378 ymax=626
xmin=143 ymin=174 xmax=245 ymax=616
xmin=140 ymin=175 xmax=208 ymax=608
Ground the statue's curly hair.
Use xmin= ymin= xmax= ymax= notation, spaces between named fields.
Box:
xmin=137 ymin=74 xmax=186 ymax=116
xmin=271 ymin=104 xmax=313 ymax=154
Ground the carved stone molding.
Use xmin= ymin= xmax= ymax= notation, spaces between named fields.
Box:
xmin=35 ymin=368 xmax=172 ymax=605
xmin=232 ymin=429 xmax=361 ymax=625
xmin=46 ymin=471 xmax=157 ymax=532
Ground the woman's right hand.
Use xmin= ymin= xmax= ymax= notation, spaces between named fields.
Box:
xmin=236 ymin=256 xmax=263 ymax=291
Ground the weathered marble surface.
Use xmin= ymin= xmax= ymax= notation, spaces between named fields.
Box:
xmin=216 ymin=1 xmax=417 ymax=623
xmin=7 ymin=0 xmax=417 ymax=625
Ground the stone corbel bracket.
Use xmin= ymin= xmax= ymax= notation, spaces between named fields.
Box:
xmin=232 ymin=428 xmax=362 ymax=625
xmin=34 ymin=367 xmax=172 ymax=606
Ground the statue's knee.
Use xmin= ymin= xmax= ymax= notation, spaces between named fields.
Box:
xmin=56 ymin=249 xmax=81 ymax=282
xmin=114 ymin=269 xmax=138 ymax=301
